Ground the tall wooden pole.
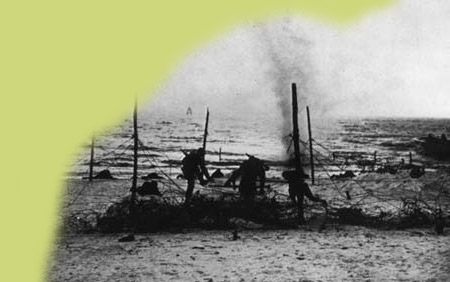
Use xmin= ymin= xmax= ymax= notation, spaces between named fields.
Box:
xmin=202 ymin=108 xmax=210 ymax=151
xmin=306 ymin=106 xmax=315 ymax=184
xmin=88 ymin=135 xmax=95 ymax=182
xmin=130 ymin=98 xmax=138 ymax=222
xmin=291 ymin=83 xmax=303 ymax=171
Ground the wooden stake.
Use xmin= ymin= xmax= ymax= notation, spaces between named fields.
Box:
xmin=202 ymin=108 xmax=210 ymax=151
xmin=306 ymin=106 xmax=315 ymax=184
xmin=130 ymin=98 xmax=138 ymax=223
xmin=291 ymin=83 xmax=303 ymax=171
xmin=88 ymin=135 xmax=95 ymax=182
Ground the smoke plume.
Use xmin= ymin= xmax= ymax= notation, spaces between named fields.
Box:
xmin=256 ymin=19 xmax=325 ymax=157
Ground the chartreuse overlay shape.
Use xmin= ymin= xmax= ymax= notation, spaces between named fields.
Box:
xmin=0 ymin=1 xmax=395 ymax=281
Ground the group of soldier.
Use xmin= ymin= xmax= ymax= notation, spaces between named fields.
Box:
xmin=181 ymin=148 xmax=327 ymax=224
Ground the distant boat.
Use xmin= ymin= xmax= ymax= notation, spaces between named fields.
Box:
xmin=419 ymin=134 xmax=450 ymax=160
xmin=186 ymin=107 xmax=192 ymax=115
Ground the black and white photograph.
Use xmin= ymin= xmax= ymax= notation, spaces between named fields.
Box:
xmin=50 ymin=1 xmax=450 ymax=281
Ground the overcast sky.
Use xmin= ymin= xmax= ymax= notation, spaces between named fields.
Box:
xmin=146 ymin=0 xmax=450 ymax=120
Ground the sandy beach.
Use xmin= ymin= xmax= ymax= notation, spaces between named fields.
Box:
xmin=49 ymin=225 xmax=450 ymax=282
xmin=52 ymin=167 xmax=450 ymax=282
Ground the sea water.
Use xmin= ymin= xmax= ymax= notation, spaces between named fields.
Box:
xmin=69 ymin=112 xmax=450 ymax=180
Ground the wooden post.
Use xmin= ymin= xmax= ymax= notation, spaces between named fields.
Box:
xmin=306 ymin=106 xmax=315 ymax=184
xmin=88 ymin=136 xmax=95 ymax=182
xmin=409 ymin=152 xmax=413 ymax=165
xmin=291 ymin=83 xmax=303 ymax=171
xmin=202 ymin=108 xmax=209 ymax=151
xmin=219 ymin=147 xmax=222 ymax=161
xmin=130 ymin=98 xmax=138 ymax=223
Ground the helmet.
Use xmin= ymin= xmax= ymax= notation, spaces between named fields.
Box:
xmin=197 ymin=148 xmax=205 ymax=155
